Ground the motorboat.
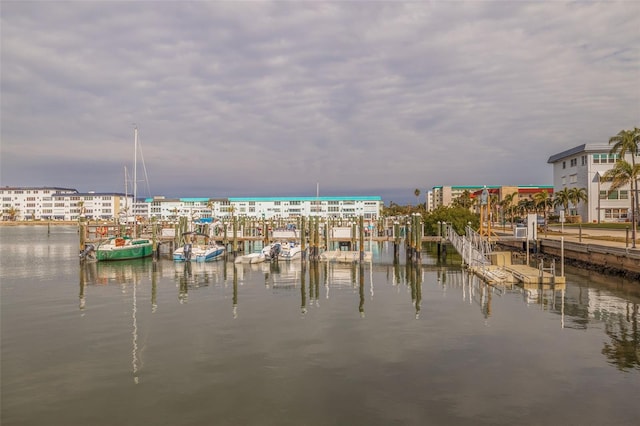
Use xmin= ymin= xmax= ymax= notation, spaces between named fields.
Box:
xmin=279 ymin=241 xmax=302 ymax=260
xmin=173 ymin=232 xmax=225 ymax=262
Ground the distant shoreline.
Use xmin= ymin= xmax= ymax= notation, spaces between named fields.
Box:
xmin=0 ymin=221 xmax=78 ymax=226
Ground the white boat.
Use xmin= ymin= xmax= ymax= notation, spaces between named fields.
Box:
xmin=173 ymin=232 xmax=225 ymax=262
xmin=234 ymin=251 xmax=266 ymax=264
xmin=262 ymin=242 xmax=282 ymax=261
xmin=279 ymin=241 xmax=302 ymax=260
xmin=319 ymin=250 xmax=372 ymax=263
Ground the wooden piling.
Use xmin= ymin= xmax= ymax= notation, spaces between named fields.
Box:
xmin=301 ymin=216 xmax=307 ymax=261
xmin=359 ymin=216 xmax=365 ymax=262
xmin=393 ymin=222 xmax=400 ymax=263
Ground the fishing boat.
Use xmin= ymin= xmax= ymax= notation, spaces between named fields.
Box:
xmin=173 ymin=232 xmax=225 ymax=262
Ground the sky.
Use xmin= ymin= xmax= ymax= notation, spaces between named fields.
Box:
xmin=1 ymin=1 xmax=639 ymax=205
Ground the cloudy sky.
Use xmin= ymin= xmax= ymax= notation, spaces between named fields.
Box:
xmin=1 ymin=1 xmax=639 ymax=204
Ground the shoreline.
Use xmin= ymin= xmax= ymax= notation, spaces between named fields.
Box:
xmin=0 ymin=221 xmax=78 ymax=226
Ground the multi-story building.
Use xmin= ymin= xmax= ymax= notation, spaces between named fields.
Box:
xmin=1 ymin=187 xmax=381 ymax=222
xmin=145 ymin=196 xmax=383 ymax=221
xmin=429 ymin=185 xmax=553 ymax=210
xmin=1 ymin=187 xmax=78 ymax=221
xmin=548 ymin=143 xmax=639 ymax=223
xmin=0 ymin=187 xmax=135 ymax=221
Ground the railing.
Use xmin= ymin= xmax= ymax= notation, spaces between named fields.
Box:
xmin=446 ymin=225 xmax=491 ymax=267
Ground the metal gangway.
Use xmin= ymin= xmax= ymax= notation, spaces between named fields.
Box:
xmin=446 ymin=224 xmax=493 ymax=268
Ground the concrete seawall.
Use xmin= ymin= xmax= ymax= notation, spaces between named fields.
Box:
xmin=497 ymin=238 xmax=640 ymax=280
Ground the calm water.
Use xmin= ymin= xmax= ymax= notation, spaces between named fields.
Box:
xmin=1 ymin=226 xmax=639 ymax=426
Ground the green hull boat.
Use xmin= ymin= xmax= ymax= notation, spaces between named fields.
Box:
xmin=95 ymin=237 xmax=153 ymax=261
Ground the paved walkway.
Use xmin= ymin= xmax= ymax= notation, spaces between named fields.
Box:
xmin=494 ymin=225 xmax=640 ymax=253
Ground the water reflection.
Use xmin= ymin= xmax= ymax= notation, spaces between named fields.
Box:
xmin=76 ymin=255 xmax=639 ymax=372
xmin=602 ymin=302 xmax=639 ymax=371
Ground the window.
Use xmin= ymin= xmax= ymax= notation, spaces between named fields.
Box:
xmin=561 ymin=176 xmax=566 ymax=185
xmin=594 ymin=153 xmax=619 ymax=163
xmin=604 ymin=209 xmax=628 ymax=220
xmin=569 ymin=174 xmax=577 ymax=184
xmin=604 ymin=190 xmax=629 ymax=200
xmin=570 ymin=158 xmax=577 ymax=167
xmin=581 ymin=155 xmax=587 ymax=166
xmin=562 ymin=161 xmax=566 ymax=169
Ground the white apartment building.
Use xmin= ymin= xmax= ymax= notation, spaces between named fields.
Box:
xmin=0 ymin=187 xmax=134 ymax=221
xmin=146 ymin=196 xmax=383 ymax=221
xmin=547 ymin=143 xmax=639 ymax=223
xmin=2 ymin=188 xmax=382 ymax=222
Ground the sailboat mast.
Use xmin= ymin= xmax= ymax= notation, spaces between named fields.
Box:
xmin=133 ymin=126 xmax=138 ymax=206
xmin=124 ymin=165 xmax=128 ymax=217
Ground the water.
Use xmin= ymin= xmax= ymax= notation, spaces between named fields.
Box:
xmin=1 ymin=226 xmax=639 ymax=426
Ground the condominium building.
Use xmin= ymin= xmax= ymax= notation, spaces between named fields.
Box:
xmin=0 ymin=186 xmax=134 ymax=221
xmin=146 ymin=196 xmax=383 ymax=221
xmin=548 ymin=143 xmax=639 ymax=223
xmin=1 ymin=188 xmax=382 ymax=222
xmin=428 ymin=185 xmax=553 ymax=211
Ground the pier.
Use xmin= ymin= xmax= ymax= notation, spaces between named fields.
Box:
xmin=78 ymin=215 xmax=443 ymax=263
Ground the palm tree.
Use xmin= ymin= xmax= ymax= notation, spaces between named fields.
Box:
xmin=414 ymin=188 xmax=421 ymax=208
xmin=609 ymin=127 xmax=640 ymax=219
xmin=603 ymin=159 xmax=640 ymax=248
xmin=517 ymin=198 xmax=535 ymax=217
xmin=553 ymin=187 xmax=572 ymax=215
xmin=533 ymin=191 xmax=552 ymax=222
xmin=453 ymin=190 xmax=473 ymax=209
xmin=4 ymin=207 xmax=19 ymax=221
xmin=500 ymin=192 xmax=516 ymax=228
xmin=568 ymin=187 xmax=588 ymax=219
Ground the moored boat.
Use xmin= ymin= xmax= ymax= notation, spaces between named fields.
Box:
xmin=234 ymin=251 xmax=266 ymax=264
xmin=279 ymin=241 xmax=302 ymax=260
xmin=173 ymin=232 xmax=225 ymax=262
xmin=94 ymin=236 xmax=154 ymax=261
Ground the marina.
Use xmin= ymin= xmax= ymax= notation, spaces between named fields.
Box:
xmin=1 ymin=224 xmax=638 ymax=426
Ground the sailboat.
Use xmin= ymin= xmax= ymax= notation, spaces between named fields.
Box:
xmin=95 ymin=127 xmax=154 ymax=261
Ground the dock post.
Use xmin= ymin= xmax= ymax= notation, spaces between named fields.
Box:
xmin=405 ymin=219 xmax=412 ymax=263
xmin=313 ymin=216 xmax=320 ymax=260
xmin=152 ymin=217 xmax=158 ymax=258
xmin=359 ymin=216 xmax=365 ymax=262
xmin=415 ymin=214 xmax=422 ymax=263
xmin=301 ymin=216 xmax=307 ymax=261
xmin=78 ymin=217 xmax=87 ymax=255
xmin=351 ymin=221 xmax=356 ymax=252
xmin=325 ymin=218 xmax=331 ymax=251
xmin=262 ymin=216 xmax=268 ymax=247
xmin=393 ymin=221 xmax=400 ymax=263
xmin=232 ymin=216 xmax=238 ymax=256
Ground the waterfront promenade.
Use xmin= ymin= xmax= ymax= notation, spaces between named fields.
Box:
xmin=542 ymin=225 xmax=640 ymax=252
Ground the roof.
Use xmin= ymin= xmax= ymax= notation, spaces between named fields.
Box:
xmin=547 ymin=143 xmax=612 ymax=163
xmin=228 ymin=196 xmax=382 ymax=202
xmin=0 ymin=186 xmax=78 ymax=192
xmin=52 ymin=192 xmax=127 ymax=197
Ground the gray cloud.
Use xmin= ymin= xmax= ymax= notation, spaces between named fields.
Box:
xmin=2 ymin=1 xmax=639 ymax=204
